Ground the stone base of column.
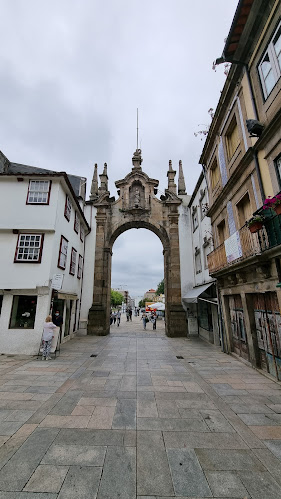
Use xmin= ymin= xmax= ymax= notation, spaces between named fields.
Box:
xmin=87 ymin=304 xmax=110 ymax=336
xmin=166 ymin=304 xmax=187 ymax=337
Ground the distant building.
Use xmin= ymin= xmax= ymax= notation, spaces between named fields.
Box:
xmin=143 ymin=289 xmax=156 ymax=301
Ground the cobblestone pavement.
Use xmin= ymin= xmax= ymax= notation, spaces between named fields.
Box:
xmin=0 ymin=315 xmax=281 ymax=498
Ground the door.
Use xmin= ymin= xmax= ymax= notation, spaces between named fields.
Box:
xmin=229 ymin=295 xmax=249 ymax=361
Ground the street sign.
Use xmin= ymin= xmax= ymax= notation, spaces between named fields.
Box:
xmin=51 ymin=274 xmax=64 ymax=290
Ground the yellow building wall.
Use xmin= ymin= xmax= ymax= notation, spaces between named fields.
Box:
xmin=258 ymin=149 xmax=274 ymax=198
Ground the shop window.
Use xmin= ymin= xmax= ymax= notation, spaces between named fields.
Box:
xmin=58 ymin=236 xmax=68 ymax=270
xmin=27 ymin=180 xmax=51 ymax=204
xmin=80 ymin=225 xmax=85 ymax=243
xmin=77 ymin=255 xmax=83 ymax=279
xmin=9 ymin=295 xmax=37 ymax=329
xmin=210 ymin=159 xmax=220 ymax=190
xmin=70 ymin=247 xmax=77 ymax=275
xmin=192 ymin=208 xmax=199 ymax=231
xmin=217 ymin=219 xmax=226 ymax=245
xmin=226 ymin=117 xmax=240 ymax=160
xmin=236 ymin=192 xmax=252 ymax=228
xmin=198 ymin=299 xmax=213 ymax=332
xmin=64 ymin=195 xmax=72 ymax=221
xmin=258 ymin=22 xmax=281 ymax=99
xmin=74 ymin=212 xmax=80 ymax=234
xmin=14 ymin=234 xmax=44 ymax=263
xmin=195 ymin=248 xmax=202 ymax=274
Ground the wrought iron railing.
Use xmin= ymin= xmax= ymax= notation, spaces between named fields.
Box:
xmin=207 ymin=210 xmax=281 ymax=274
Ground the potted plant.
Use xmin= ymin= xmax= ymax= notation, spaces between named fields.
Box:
xmin=263 ymin=194 xmax=281 ymax=215
xmin=246 ymin=215 xmax=265 ymax=233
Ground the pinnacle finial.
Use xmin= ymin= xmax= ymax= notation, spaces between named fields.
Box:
xmin=90 ymin=163 xmax=99 ymax=200
xmin=178 ymin=160 xmax=186 ymax=195
xmin=167 ymin=159 xmax=177 ymax=194
xmin=99 ymin=162 xmax=109 ymax=192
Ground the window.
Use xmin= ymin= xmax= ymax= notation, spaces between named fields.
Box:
xmin=0 ymin=295 xmax=3 ymax=315
xmin=77 ymin=254 xmax=83 ymax=279
xmin=195 ymin=248 xmax=202 ymax=274
xmin=58 ymin=236 xmax=68 ymax=270
xmin=236 ymin=193 xmax=252 ymax=228
xmin=14 ymin=234 xmax=44 ymax=263
xmin=226 ymin=118 xmax=240 ymax=160
xmin=70 ymin=248 xmax=77 ymax=275
xmin=217 ymin=220 xmax=226 ymax=245
xmin=192 ymin=208 xmax=199 ymax=231
xmin=80 ymin=225 xmax=85 ymax=243
xmin=27 ymin=180 xmax=51 ymax=204
xmin=210 ymin=159 xmax=220 ymax=190
xmin=275 ymin=154 xmax=281 ymax=189
xmin=64 ymin=195 xmax=72 ymax=221
xmin=199 ymin=190 xmax=208 ymax=219
xmin=9 ymin=295 xmax=37 ymax=329
xmin=203 ymin=240 xmax=212 ymax=269
xmin=258 ymin=22 xmax=281 ymax=99
xmin=74 ymin=212 xmax=80 ymax=234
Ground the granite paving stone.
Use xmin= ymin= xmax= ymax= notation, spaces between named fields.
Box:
xmin=97 ymin=446 xmax=136 ymax=499
xmin=238 ymin=470 xmax=281 ymax=499
xmin=0 ymin=427 xmax=59 ymax=491
xmin=112 ymin=398 xmax=136 ymax=429
xmin=195 ymin=448 xmax=266 ymax=471
xmin=137 ymin=431 xmax=174 ymax=497
xmin=24 ymin=464 xmax=69 ymax=492
xmin=205 ymin=470 xmax=249 ymax=497
xmin=167 ymin=448 xmax=212 ymax=497
xmin=58 ymin=466 xmax=102 ymax=499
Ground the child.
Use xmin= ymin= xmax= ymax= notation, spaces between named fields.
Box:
xmin=42 ymin=315 xmax=56 ymax=360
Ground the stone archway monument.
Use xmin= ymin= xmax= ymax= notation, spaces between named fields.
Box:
xmin=87 ymin=149 xmax=187 ymax=337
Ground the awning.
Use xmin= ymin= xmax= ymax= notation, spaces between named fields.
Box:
xmin=182 ymin=283 xmax=214 ymax=304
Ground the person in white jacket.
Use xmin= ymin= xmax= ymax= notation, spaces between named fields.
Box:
xmin=42 ymin=315 xmax=56 ymax=360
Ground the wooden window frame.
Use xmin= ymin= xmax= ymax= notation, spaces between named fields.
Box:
xmin=64 ymin=195 xmax=72 ymax=222
xmin=69 ymin=247 xmax=77 ymax=276
xmin=14 ymin=233 xmax=44 ymax=263
xmin=74 ymin=212 xmax=80 ymax=234
xmin=80 ymin=225 xmax=85 ymax=243
xmin=26 ymin=180 xmax=51 ymax=205
xmin=225 ymin=117 xmax=240 ymax=161
xmin=77 ymin=254 xmax=83 ymax=279
xmin=258 ymin=21 xmax=281 ymax=100
xmin=57 ymin=235 xmax=69 ymax=270
xmin=210 ymin=158 xmax=220 ymax=190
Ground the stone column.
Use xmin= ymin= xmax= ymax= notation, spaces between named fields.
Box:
xmin=87 ymin=212 xmax=111 ymax=336
xmin=165 ymin=212 xmax=187 ymax=338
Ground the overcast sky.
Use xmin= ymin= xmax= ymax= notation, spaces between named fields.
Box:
xmin=0 ymin=0 xmax=238 ymax=298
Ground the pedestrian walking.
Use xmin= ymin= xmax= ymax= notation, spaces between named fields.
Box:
xmin=113 ymin=312 xmax=117 ymax=324
xmin=110 ymin=312 xmax=113 ymax=325
xmin=117 ymin=310 xmax=121 ymax=326
xmin=151 ymin=312 xmax=157 ymax=330
xmin=52 ymin=310 xmax=63 ymax=341
xmin=141 ymin=312 xmax=148 ymax=330
xmin=42 ymin=315 xmax=56 ymax=360
xmin=129 ymin=308 xmax=132 ymax=321
xmin=126 ymin=308 xmax=130 ymax=322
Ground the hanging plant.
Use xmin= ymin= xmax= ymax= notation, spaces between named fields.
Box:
xmin=263 ymin=194 xmax=281 ymax=214
xmin=246 ymin=215 xmax=265 ymax=233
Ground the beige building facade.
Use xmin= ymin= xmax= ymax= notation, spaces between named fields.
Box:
xmin=201 ymin=0 xmax=281 ymax=380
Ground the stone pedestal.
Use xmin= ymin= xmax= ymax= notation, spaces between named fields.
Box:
xmin=166 ymin=304 xmax=187 ymax=337
xmin=88 ymin=304 xmax=110 ymax=336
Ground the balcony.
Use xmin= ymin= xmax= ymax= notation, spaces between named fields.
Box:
xmin=207 ymin=210 xmax=281 ymax=274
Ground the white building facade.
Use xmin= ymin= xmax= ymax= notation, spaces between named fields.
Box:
xmin=0 ymin=151 xmax=90 ymax=354
xmin=180 ymin=171 xmax=220 ymax=344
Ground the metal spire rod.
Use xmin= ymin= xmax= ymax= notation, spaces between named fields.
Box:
xmin=137 ymin=108 xmax=139 ymax=150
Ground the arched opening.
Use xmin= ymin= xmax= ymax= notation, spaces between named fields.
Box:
xmin=111 ymin=228 xmax=164 ymax=316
